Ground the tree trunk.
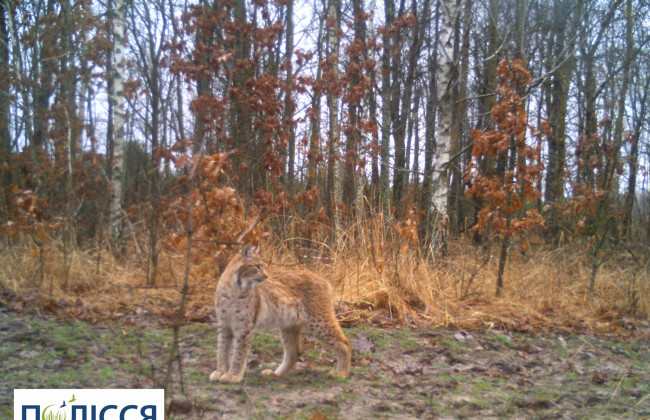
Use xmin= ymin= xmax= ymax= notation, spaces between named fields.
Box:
xmin=32 ymin=0 xmax=56 ymax=151
xmin=576 ymin=0 xmax=622 ymax=187
xmin=496 ymin=236 xmax=508 ymax=297
xmin=611 ymin=0 xmax=632 ymax=163
xmin=284 ymin=0 xmax=296 ymax=184
xmin=447 ymin=0 xmax=472 ymax=234
xmin=418 ymin=1 xmax=438 ymax=247
xmin=6 ymin=0 xmax=39 ymax=188
xmin=379 ymin=0 xmax=395 ymax=214
xmin=367 ymin=0 xmax=379 ymax=199
xmin=579 ymin=50 xmax=597 ymax=186
xmin=588 ymin=259 xmax=598 ymax=300
xmin=231 ymin=0 xmax=255 ymax=192
xmin=109 ymin=0 xmax=127 ymax=244
xmin=392 ymin=0 xmax=425 ymax=211
xmin=342 ymin=0 xmax=366 ymax=213
xmin=544 ymin=0 xmax=575 ymax=241
xmin=619 ymin=0 xmax=638 ymax=237
xmin=410 ymin=92 xmax=420 ymax=187
xmin=474 ymin=0 xmax=498 ymax=214
xmin=307 ymin=14 xmax=325 ymax=191
xmin=0 ymin=1 xmax=9 ymax=161
xmin=192 ymin=0 xmax=215 ymax=153
xmin=430 ymin=0 xmax=459 ymax=232
xmin=143 ymin=11 xmax=163 ymax=285
xmin=623 ymin=75 xmax=649 ymax=236
xmin=106 ymin=0 xmax=115 ymax=179
xmin=0 ymin=0 xmax=10 ymax=208
xmin=325 ymin=0 xmax=342 ymax=240
xmin=307 ymin=84 xmax=322 ymax=191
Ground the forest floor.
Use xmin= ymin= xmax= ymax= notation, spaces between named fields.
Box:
xmin=1 ymin=305 xmax=649 ymax=419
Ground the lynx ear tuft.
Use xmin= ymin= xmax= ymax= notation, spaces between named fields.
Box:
xmin=242 ymin=245 xmax=252 ymax=257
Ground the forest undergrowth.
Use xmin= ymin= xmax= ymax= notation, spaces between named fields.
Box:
xmin=1 ymin=216 xmax=648 ymax=338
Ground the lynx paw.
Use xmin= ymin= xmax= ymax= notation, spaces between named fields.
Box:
xmin=209 ymin=370 xmax=224 ymax=382
xmin=219 ymin=373 xmax=243 ymax=384
xmin=328 ymin=370 xmax=348 ymax=379
xmin=261 ymin=369 xmax=279 ymax=378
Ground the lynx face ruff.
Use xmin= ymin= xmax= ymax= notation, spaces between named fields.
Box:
xmin=209 ymin=246 xmax=351 ymax=384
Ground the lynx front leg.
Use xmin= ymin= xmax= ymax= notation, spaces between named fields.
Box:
xmin=209 ymin=327 xmax=233 ymax=382
xmin=219 ymin=329 xmax=255 ymax=383
xmin=262 ymin=326 xmax=301 ymax=378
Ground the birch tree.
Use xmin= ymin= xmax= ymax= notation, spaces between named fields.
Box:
xmin=109 ymin=0 xmax=127 ymax=243
xmin=427 ymin=0 xmax=459 ymax=248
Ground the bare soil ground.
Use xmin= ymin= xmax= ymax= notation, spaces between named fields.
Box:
xmin=1 ymin=305 xmax=648 ymax=419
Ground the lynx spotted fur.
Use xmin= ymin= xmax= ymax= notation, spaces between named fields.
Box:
xmin=209 ymin=246 xmax=351 ymax=384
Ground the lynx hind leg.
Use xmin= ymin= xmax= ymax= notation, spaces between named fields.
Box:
xmin=316 ymin=317 xmax=351 ymax=379
xmin=262 ymin=326 xmax=301 ymax=378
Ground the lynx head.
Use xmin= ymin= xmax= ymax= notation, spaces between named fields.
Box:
xmin=225 ymin=244 xmax=267 ymax=290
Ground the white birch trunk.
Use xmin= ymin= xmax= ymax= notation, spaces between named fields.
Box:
xmin=326 ymin=0 xmax=342 ymax=235
xmin=109 ymin=0 xmax=127 ymax=241
xmin=431 ymin=0 xmax=458 ymax=213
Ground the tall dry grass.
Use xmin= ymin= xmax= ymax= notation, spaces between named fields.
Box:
xmin=265 ymin=215 xmax=649 ymax=333
xmin=1 ymin=219 xmax=648 ymax=335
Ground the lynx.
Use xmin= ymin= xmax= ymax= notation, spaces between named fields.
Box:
xmin=209 ymin=245 xmax=352 ymax=384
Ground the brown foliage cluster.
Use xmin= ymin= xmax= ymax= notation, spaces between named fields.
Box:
xmin=170 ymin=3 xmax=293 ymax=183
xmin=465 ymin=59 xmax=545 ymax=238
xmin=2 ymin=150 xmax=109 ymax=244
xmin=165 ymin=152 xmax=263 ymax=264
xmin=568 ymin=129 xmax=625 ymax=237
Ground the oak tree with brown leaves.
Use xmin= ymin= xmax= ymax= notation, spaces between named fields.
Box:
xmin=466 ymin=59 xmax=546 ymax=297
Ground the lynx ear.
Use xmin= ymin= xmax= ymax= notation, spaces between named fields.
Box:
xmin=242 ymin=244 xmax=260 ymax=257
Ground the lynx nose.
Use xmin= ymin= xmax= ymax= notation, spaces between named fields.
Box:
xmin=255 ymin=271 xmax=267 ymax=283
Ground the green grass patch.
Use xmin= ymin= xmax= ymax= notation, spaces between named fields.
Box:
xmin=252 ymin=333 xmax=282 ymax=351
xmin=496 ymin=334 xmax=511 ymax=347
xmin=395 ymin=329 xmax=419 ymax=349
xmin=366 ymin=329 xmax=389 ymax=350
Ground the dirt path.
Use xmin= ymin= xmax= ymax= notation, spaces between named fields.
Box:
xmin=1 ymin=307 xmax=648 ymax=419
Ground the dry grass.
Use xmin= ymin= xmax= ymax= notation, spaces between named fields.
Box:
xmin=326 ymin=239 xmax=650 ymax=333
xmin=1 ymin=225 xmax=648 ymax=336
xmin=266 ymin=219 xmax=649 ymax=334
